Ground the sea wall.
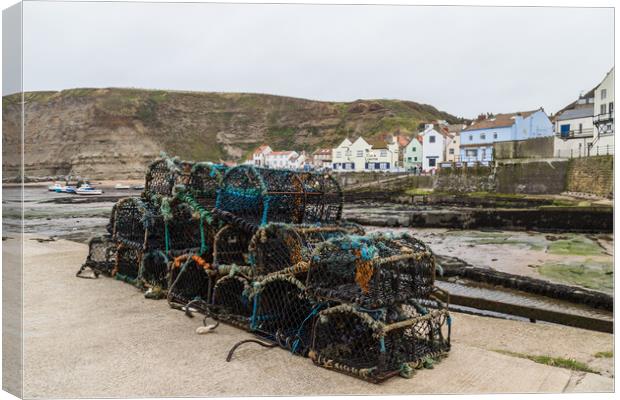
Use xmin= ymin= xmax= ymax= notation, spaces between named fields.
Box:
xmin=493 ymin=136 xmax=555 ymax=160
xmin=566 ymin=155 xmax=613 ymax=197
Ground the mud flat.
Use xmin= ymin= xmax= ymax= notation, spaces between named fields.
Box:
xmin=9 ymin=236 xmax=613 ymax=397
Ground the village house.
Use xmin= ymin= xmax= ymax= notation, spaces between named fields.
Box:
xmin=331 ymin=136 xmax=399 ymax=172
xmin=459 ymin=109 xmax=553 ymax=164
xmin=592 ymin=67 xmax=614 ymax=152
xmin=444 ymin=124 xmax=464 ymax=162
xmin=553 ymin=89 xmax=596 ymax=158
xmin=403 ymin=136 xmax=423 ymax=172
xmin=311 ymin=148 xmax=332 ymax=169
xmin=251 ymin=145 xmax=272 ymax=167
xmin=420 ymin=123 xmax=448 ymax=171
xmin=265 ymin=150 xmax=300 ymax=169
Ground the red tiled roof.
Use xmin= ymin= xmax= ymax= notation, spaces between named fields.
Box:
xmin=253 ymin=144 xmax=271 ymax=155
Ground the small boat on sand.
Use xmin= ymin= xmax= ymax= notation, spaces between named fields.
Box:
xmin=48 ymin=183 xmax=63 ymax=192
xmin=76 ymin=183 xmax=103 ymax=195
xmin=131 ymin=184 xmax=145 ymax=190
xmin=115 ymin=183 xmax=131 ymax=190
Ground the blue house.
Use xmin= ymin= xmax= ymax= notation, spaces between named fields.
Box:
xmin=459 ymin=109 xmax=553 ymax=163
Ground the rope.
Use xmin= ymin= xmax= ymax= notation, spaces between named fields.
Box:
xmin=226 ymin=339 xmax=278 ymax=362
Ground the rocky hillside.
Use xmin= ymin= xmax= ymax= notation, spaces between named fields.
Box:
xmin=2 ymin=88 xmax=462 ymax=179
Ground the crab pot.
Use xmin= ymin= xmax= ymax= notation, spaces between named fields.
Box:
xmin=167 ymin=254 xmax=213 ymax=309
xmin=186 ymin=162 xmax=226 ymax=210
xmin=113 ymin=197 xmax=164 ymax=250
xmin=114 ymin=244 xmax=142 ymax=283
xmin=216 ymin=165 xmax=343 ymax=231
xmin=165 ymin=202 xmax=206 ymax=256
xmin=210 ymin=274 xmax=253 ymax=330
xmin=248 ymin=223 xmax=360 ymax=277
xmin=79 ymin=235 xmax=118 ymax=276
xmin=106 ymin=203 xmax=118 ymax=235
xmin=144 ymin=157 xmax=184 ymax=198
xmin=306 ymin=234 xmax=436 ymax=308
xmin=213 ymin=224 xmax=251 ymax=266
xmin=251 ymin=275 xmax=318 ymax=355
xmin=138 ymin=250 xmax=169 ymax=290
xmin=309 ymin=303 xmax=451 ymax=383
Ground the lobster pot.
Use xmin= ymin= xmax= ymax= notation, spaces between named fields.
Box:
xmin=251 ymin=275 xmax=317 ymax=355
xmin=306 ymin=235 xmax=436 ymax=308
xmin=210 ymin=274 xmax=253 ymax=330
xmin=165 ymin=202 xmax=205 ymax=256
xmin=187 ymin=163 xmax=226 ymax=210
xmin=309 ymin=303 xmax=451 ymax=383
xmin=216 ymin=166 xmax=343 ymax=232
xmin=114 ymin=245 xmax=142 ymax=282
xmin=138 ymin=250 xmax=169 ymax=290
xmin=249 ymin=223 xmax=360 ymax=277
xmin=297 ymin=172 xmax=343 ymax=224
xmin=144 ymin=157 xmax=183 ymax=198
xmin=113 ymin=197 xmax=164 ymax=249
xmin=167 ymin=254 xmax=212 ymax=309
xmin=106 ymin=203 xmax=118 ymax=235
xmin=80 ymin=235 xmax=117 ymax=276
xmin=213 ymin=225 xmax=251 ymax=266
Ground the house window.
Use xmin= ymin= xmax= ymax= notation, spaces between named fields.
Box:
xmin=493 ymin=133 xmax=498 ymax=139
xmin=428 ymin=158 xmax=436 ymax=167
xmin=356 ymin=150 xmax=363 ymax=157
xmin=414 ymin=157 xmax=417 ymax=161
xmin=465 ymin=149 xmax=478 ymax=157
xmin=449 ymin=148 xmax=454 ymax=155
xmin=469 ymin=135 xmax=473 ymax=141
xmin=412 ymin=147 xmax=416 ymax=152
xmin=601 ymin=104 xmax=607 ymax=115
xmin=610 ymin=102 xmax=614 ymax=114
xmin=480 ymin=133 xmax=486 ymax=140
xmin=601 ymin=89 xmax=607 ymax=100
xmin=481 ymin=148 xmax=486 ymax=160
xmin=429 ymin=136 xmax=436 ymax=143
xmin=380 ymin=150 xmax=387 ymax=157
xmin=336 ymin=151 xmax=341 ymax=158
xmin=407 ymin=157 xmax=412 ymax=162
xmin=579 ymin=123 xmax=583 ymax=133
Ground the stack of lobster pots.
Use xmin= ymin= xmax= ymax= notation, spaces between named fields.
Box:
xmin=78 ymin=154 xmax=451 ymax=383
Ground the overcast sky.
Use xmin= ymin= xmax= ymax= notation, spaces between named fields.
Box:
xmin=12 ymin=2 xmax=615 ymax=118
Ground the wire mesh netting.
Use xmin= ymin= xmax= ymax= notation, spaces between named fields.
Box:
xmin=309 ymin=300 xmax=451 ymax=382
xmin=215 ymin=166 xmax=343 ymax=232
xmin=250 ymin=274 xmax=322 ymax=355
xmin=76 ymin=235 xmax=118 ymax=278
xmin=306 ymin=233 xmax=436 ymax=308
xmin=213 ymin=224 xmax=251 ymax=266
xmin=144 ymin=157 xmax=183 ymax=198
xmin=138 ymin=250 xmax=170 ymax=292
xmin=167 ymin=254 xmax=213 ymax=311
xmin=248 ymin=223 xmax=365 ymax=277
xmin=210 ymin=274 xmax=254 ymax=330
xmin=113 ymin=244 xmax=142 ymax=284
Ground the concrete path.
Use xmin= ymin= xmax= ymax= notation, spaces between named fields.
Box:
xmin=11 ymin=237 xmax=614 ymax=397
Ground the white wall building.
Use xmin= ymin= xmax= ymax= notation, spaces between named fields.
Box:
xmin=592 ymin=67 xmax=614 ymax=151
xmin=331 ymin=136 xmax=399 ymax=172
xmin=265 ymin=151 xmax=299 ymax=169
xmin=251 ymin=145 xmax=272 ymax=167
xmin=553 ymin=106 xmax=595 ymax=158
xmin=421 ymin=124 xmax=446 ymax=171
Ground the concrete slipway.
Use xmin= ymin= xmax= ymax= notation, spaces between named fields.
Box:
xmin=5 ymin=237 xmax=614 ymax=398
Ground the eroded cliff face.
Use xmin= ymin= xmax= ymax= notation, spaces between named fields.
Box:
xmin=2 ymin=88 xmax=460 ymax=179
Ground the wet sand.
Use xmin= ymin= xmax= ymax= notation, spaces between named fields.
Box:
xmin=11 ymin=236 xmax=613 ymax=397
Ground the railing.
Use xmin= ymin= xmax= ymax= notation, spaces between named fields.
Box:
xmin=593 ymin=111 xmax=614 ymax=125
xmin=555 ymin=128 xmax=595 ymax=139
xmin=555 ymin=145 xmax=614 ymax=159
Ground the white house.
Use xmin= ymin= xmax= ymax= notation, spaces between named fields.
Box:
xmin=265 ymin=151 xmax=299 ymax=169
xmin=311 ymin=148 xmax=332 ymax=169
xmin=553 ymin=105 xmax=595 ymax=158
xmin=421 ymin=123 xmax=446 ymax=171
xmin=592 ymin=67 xmax=614 ymax=151
xmin=332 ymin=137 xmax=370 ymax=171
xmin=365 ymin=137 xmax=399 ymax=171
xmin=251 ymin=145 xmax=272 ymax=167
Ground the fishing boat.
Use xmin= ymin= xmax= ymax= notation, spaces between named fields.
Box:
xmin=131 ymin=184 xmax=145 ymax=190
xmin=115 ymin=183 xmax=131 ymax=190
xmin=76 ymin=183 xmax=103 ymax=195
xmin=48 ymin=183 xmax=63 ymax=192
xmin=63 ymin=186 xmax=77 ymax=194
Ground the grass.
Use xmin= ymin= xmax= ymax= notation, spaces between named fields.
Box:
xmin=405 ymin=188 xmax=434 ymax=196
xmin=547 ymin=235 xmax=604 ymax=257
xmin=465 ymin=191 xmax=526 ymax=199
xmin=536 ymin=260 xmax=613 ymax=292
xmin=494 ymin=350 xmax=598 ymax=374
xmin=594 ymin=351 xmax=613 ymax=358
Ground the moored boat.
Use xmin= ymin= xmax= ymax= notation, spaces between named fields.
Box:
xmin=76 ymin=183 xmax=103 ymax=195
